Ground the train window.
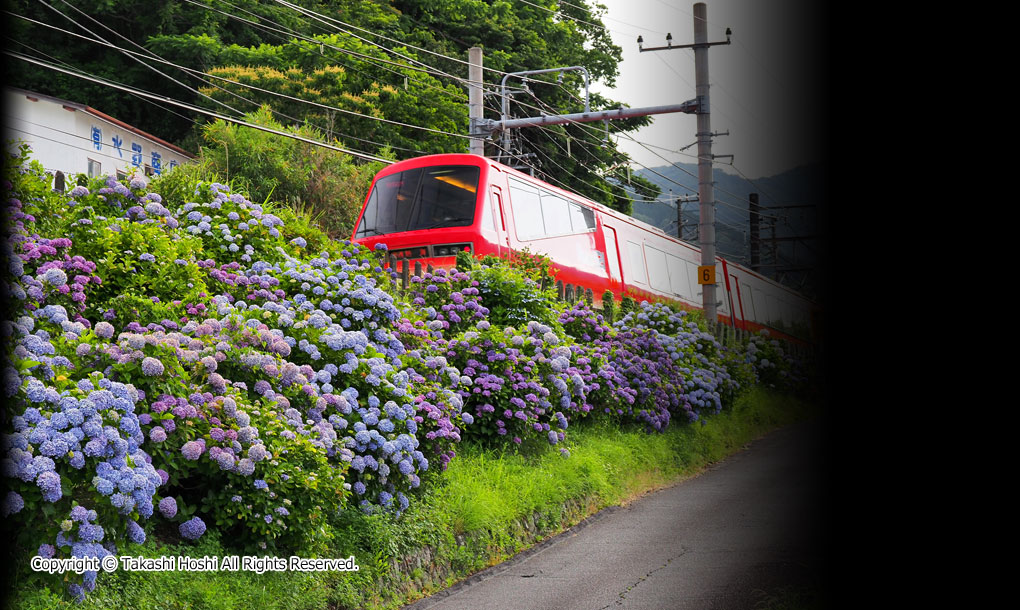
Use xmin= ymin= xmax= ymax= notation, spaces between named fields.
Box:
xmin=540 ymin=192 xmax=572 ymax=236
xmin=741 ymin=282 xmax=755 ymax=320
xmin=667 ymin=254 xmax=689 ymax=299
xmin=644 ymin=245 xmax=671 ymax=293
xmin=568 ymin=203 xmax=595 ymax=233
xmin=355 ymin=165 xmax=479 ymax=237
xmin=766 ymin=293 xmax=780 ymax=326
xmin=753 ymin=288 xmax=767 ymax=323
xmin=626 ymin=241 xmax=647 ymax=285
xmin=509 ymin=179 xmax=544 ymax=239
xmin=686 ymin=261 xmax=701 ymax=301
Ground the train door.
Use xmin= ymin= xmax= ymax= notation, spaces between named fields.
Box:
xmin=729 ymin=273 xmax=746 ymax=329
xmin=489 ymin=185 xmax=510 ymax=257
xmin=602 ymin=224 xmax=623 ymax=286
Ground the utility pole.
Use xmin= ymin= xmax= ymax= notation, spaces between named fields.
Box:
xmin=674 ymin=189 xmax=681 ymax=239
xmin=636 ymin=3 xmax=730 ymax=323
xmin=468 ymin=47 xmax=485 ymax=156
xmin=749 ymin=193 xmax=760 ymax=272
xmin=693 ymin=2 xmax=717 ymax=323
xmin=668 ymin=188 xmax=698 ymax=241
xmin=769 ymin=216 xmax=777 ymax=280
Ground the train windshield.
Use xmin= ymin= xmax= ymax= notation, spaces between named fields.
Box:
xmin=355 ymin=165 xmax=480 ymax=237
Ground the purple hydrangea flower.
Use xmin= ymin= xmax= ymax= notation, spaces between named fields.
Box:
xmin=70 ymin=505 xmax=90 ymax=522
xmin=158 ymin=497 xmax=177 ymax=518
xmin=181 ymin=440 xmax=205 ymax=460
xmin=141 ymin=357 xmax=164 ymax=377
xmin=179 ymin=516 xmax=206 ymax=540
xmin=94 ymin=321 xmax=114 ymax=338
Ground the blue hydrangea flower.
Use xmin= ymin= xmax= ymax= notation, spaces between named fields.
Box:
xmin=179 ymin=516 xmax=206 ymax=540
xmin=126 ymin=520 xmax=146 ymax=544
xmin=1 ymin=491 xmax=24 ymax=516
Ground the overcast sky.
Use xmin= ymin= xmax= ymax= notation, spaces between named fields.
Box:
xmin=584 ymin=0 xmax=827 ymax=179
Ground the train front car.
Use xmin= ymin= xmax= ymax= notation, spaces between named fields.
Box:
xmin=351 ymin=154 xmax=499 ymax=270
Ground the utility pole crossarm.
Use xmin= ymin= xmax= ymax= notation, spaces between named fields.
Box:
xmin=476 ymin=99 xmax=700 ymax=136
xmin=637 ymin=27 xmax=731 ymax=52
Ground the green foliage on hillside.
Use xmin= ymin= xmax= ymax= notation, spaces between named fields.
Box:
xmin=7 ymin=0 xmax=661 ymax=212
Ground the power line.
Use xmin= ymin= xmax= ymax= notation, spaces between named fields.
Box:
xmin=4 ymin=35 xmax=201 ymax=129
xmin=269 ymin=0 xmax=470 ymax=84
xmin=513 ymin=73 xmax=782 ymax=223
xmin=6 ymin=12 xmax=469 ymax=149
xmin=557 ymin=0 xmax=670 ymax=37
xmin=4 ymin=123 xmax=179 ymax=171
xmin=179 ymin=0 xmax=470 ymax=103
xmin=39 ymin=0 xmax=246 ymax=118
xmin=5 ymin=50 xmax=395 ymax=164
xmin=270 ymin=0 xmax=510 ymax=77
xmin=489 ymin=71 xmax=780 ymax=233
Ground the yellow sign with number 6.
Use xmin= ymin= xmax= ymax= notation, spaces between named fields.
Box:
xmin=697 ymin=265 xmax=716 ymax=285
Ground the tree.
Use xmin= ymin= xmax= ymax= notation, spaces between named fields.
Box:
xmin=7 ymin=0 xmax=659 ymax=214
xmin=197 ymin=106 xmax=389 ymax=239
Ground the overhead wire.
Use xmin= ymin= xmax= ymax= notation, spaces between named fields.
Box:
xmin=180 ymin=0 xmax=471 ymax=103
xmin=4 ymin=122 xmax=183 ymax=172
xmin=491 ymin=93 xmax=749 ymax=239
xmin=3 ymin=34 xmax=201 ymax=129
xmin=39 ymin=0 xmax=246 ymax=118
xmin=5 ymin=10 xmax=470 ymax=152
xmin=5 ymin=49 xmax=395 ymax=164
xmin=484 ymin=93 xmax=653 ymax=206
xmin=498 ymin=82 xmax=786 ymax=249
xmin=556 ymin=0 xmax=670 ymax=36
xmin=5 ymin=21 xmax=422 ymax=159
xmin=471 ymin=42 xmax=783 ymax=230
xmin=269 ymin=0 xmax=471 ymax=84
xmin=270 ymin=0 xmax=510 ymax=78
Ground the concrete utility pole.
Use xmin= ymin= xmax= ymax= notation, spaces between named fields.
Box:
xmin=468 ymin=47 xmax=485 ymax=156
xmin=636 ymin=2 xmax=730 ymax=323
xmin=693 ymin=2 xmax=717 ymax=323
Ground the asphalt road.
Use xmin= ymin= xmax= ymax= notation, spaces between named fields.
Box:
xmin=404 ymin=420 xmax=828 ymax=610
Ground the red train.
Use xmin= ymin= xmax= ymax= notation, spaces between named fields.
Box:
xmin=351 ymin=153 xmax=816 ymax=342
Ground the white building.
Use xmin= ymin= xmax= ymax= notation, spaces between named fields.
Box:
xmin=3 ymin=86 xmax=193 ymax=186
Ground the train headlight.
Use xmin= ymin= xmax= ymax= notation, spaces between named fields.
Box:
xmin=433 ymin=243 xmax=472 ymax=257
